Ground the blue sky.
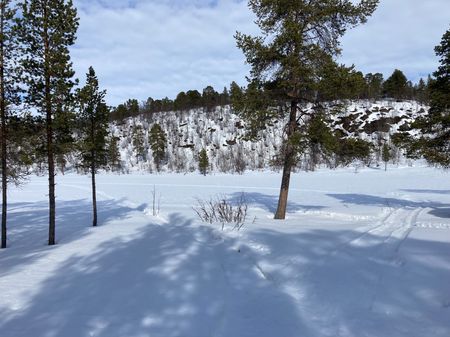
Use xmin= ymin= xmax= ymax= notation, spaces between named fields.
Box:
xmin=71 ymin=0 xmax=450 ymax=105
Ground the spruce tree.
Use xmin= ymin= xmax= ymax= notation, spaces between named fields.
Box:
xmin=77 ymin=67 xmax=109 ymax=227
xmin=235 ymin=0 xmax=378 ymax=219
xmin=148 ymin=123 xmax=167 ymax=172
xmin=198 ymin=149 xmax=209 ymax=176
xmin=0 ymin=0 xmax=21 ymax=248
xmin=18 ymin=0 xmax=79 ymax=245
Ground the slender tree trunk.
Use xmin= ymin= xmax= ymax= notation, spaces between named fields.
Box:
xmin=44 ymin=6 xmax=56 ymax=245
xmin=91 ymin=161 xmax=97 ymax=227
xmin=47 ymin=95 xmax=56 ymax=245
xmin=0 ymin=5 xmax=7 ymax=249
xmin=274 ymin=100 xmax=297 ymax=220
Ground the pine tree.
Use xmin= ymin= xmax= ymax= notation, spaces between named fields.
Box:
xmin=198 ymin=149 xmax=209 ymax=176
xmin=383 ymin=69 xmax=408 ymax=100
xmin=126 ymin=99 xmax=139 ymax=117
xmin=54 ymin=104 xmax=76 ymax=174
xmin=107 ymin=135 xmax=121 ymax=172
xmin=335 ymin=138 xmax=372 ymax=167
xmin=174 ymin=91 xmax=187 ymax=111
xmin=414 ymin=78 xmax=428 ymax=104
xmin=411 ymin=29 xmax=450 ymax=167
xmin=132 ymin=125 xmax=146 ymax=162
xmin=235 ymin=0 xmax=378 ymax=219
xmin=77 ymin=67 xmax=109 ymax=227
xmin=202 ymin=86 xmax=218 ymax=112
xmin=317 ymin=64 xmax=367 ymax=101
xmin=230 ymin=81 xmax=244 ymax=109
xmin=148 ymin=123 xmax=167 ymax=172
xmin=306 ymin=111 xmax=337 ymax=170
xmin=7 ymin=114 xmax=39 ymax=174
xmin=219 ymin=87 xmax=230 ymax=106
xmin=0 ymin=0 xmax=21 ymax=248
xmin=185 ymin=90 xmax=202 ymax=109
xmin=18 ymin=0 xmax=79 ymax=245
xmin=365 ymin=73 xmax=383 ymax=100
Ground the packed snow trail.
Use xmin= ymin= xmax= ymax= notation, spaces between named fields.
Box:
xmin=241 ymin=203 xmax=449 ymax=337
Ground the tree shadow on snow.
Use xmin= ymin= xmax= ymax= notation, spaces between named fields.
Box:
xmin=401 ymin=189 xmax=450 ymax=195
xmin=0 ymin=198 xmax=148 ymax=277
xmin=0 ymin=213 xmax=311 ymax=337
xmin=428 ymin=208 xmax=450 ymax=219
xmin=228 ymin=191 xmax=326 ymax=214
xmin=245 ymin=227 xmax=450 ymax=336
xmin=327 ymin=193 xmax=450 ymax=219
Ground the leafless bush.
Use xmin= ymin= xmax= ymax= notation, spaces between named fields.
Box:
xmin=193 ymin=193 xmax=248 ymax=231
xmin=151 ymin=185 xmax=161 ymax=216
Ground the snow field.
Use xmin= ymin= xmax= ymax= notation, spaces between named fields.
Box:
xmin=0 ymin=166 xmax=449 ymax=337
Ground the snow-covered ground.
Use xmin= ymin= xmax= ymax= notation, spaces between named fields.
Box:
xmin=109 ymin=101 xmax=427 ymax=173
xmin=1 ymin=165 xmax=449 ymax=337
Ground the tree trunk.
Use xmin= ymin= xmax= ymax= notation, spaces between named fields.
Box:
xmin=274 ymin=100 xmax=297 ymax=220
xmin=0 ymin=6 xmax=7 ymax=249
xmin=48 ymin=126 xmax=56 ymax=246
xmin=44 ymin=7 xmax=56 ymax=246
xmin=91 ymin=161 xmax=97 ymax=227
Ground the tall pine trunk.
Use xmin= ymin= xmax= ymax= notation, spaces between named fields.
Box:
xmin=0 ymin=5 xmax=7 ymax=248
xmin=47 ymin=102 xmax=56 ymax=245
xmin=44 ymin=6 xmax=56 ymax=246
xmin=274 ymin=100 xmax=297 ymax=220
xmin=91 ymin=161 xmax=97 ymax=227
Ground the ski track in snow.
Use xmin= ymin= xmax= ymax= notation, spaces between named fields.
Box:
xmin=368 ymin=207 xmax=425 ymax=312
xmin=1 ymin=169 xmax=449 ymax=337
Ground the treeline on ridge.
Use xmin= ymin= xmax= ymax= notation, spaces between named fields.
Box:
xmin=110 ymin=68 xmax=432 ymax=122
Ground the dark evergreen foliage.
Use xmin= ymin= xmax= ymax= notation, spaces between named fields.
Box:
xmin=18 ymin=0 xmax=79 ymax=245
xmin=335 ymin=138 xmax=372 ymax=166
xmin=234 ymin=0 xmax=378 ymax=219
xmin=407 ymin=29 xmax=450 ymax=168
xmin=383 ymin=69 xmax=408 ymax=100
xmin=364 ymin=73 xmax=384 ymax=100
xmin=132 ymin=125 xmax=146 ymax=162
xmin=198 ymin=148 xmax=209 ymax=176
xmin=1 ymin=0 xmax=21 ymax=248
xmin=148 ymin=123 xmax=167 ymax=172
xmin=77 ymin=67 xmax=109 ymax=227
xmin=107 ymin=136 xmax=122 ymax=172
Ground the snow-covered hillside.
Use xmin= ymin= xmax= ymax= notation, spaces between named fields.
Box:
xmin=108 ymin=100 xmax=428 ymax=173
xmin=1 ymin=166 xmax=449 ymax=336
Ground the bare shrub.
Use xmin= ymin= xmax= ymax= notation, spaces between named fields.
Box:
xmin=193 ymin=193 xmax=248 ymax=231
xmin=151 ymin=185 xmax=161 ymax=216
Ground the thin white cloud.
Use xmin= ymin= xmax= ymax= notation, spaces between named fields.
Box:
xmin=72 ymin=0 xmax=257 ymax=105
xmin=340 ymin=0 xmax=450 ymax=82
xmin=71 ymin=0 xmax=449 ymax=105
